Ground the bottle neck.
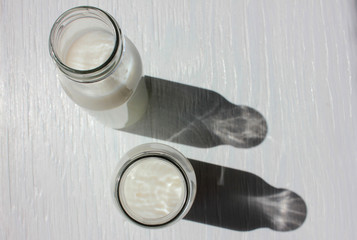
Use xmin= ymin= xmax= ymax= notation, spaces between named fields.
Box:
xmin=49 ymin=6 xmax=124 ymax=84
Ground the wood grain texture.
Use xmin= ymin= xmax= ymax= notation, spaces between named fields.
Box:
xmin=1 ymin=0 xmax=357 ymax=239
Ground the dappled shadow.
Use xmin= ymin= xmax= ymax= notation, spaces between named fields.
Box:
xmin=184 ymin=159 xmax=307 ymax=232
xmin=122 ymin=76 xmax=268 ymax=148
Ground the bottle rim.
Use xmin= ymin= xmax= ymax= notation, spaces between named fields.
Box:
xmin=113 ymin=143 xmax=197 ymax=228
xmin=49 ymin=6 xmax=124 ymax=83
xmin=117 ymin=155 xmax=189 ymax=226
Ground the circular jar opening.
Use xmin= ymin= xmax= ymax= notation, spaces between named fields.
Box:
xmin=49 ymin=6 xmax=122 ymax=76
xmin=118 ymin=156 xmax=188 ymax=226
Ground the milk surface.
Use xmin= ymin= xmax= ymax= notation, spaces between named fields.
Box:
xmin=65 ymin=30 xmax=115 ymax=70
xmin=119 ymin=157 xmax=187 ymax=224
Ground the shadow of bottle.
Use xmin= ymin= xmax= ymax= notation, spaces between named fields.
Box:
xmin=184 ymin=159 xmax=307 ymax=232
xmin=122 ymin=76 xmax=268 ymax=148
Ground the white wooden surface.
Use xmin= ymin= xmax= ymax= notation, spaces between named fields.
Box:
xmin=1 ymin=0 xmax=357 ymax=239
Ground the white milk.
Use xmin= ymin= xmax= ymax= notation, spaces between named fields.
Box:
xmin=65 ymin=30 xmax=115 ymax=70
xmin=59 ymin=30 xmax=147 ymax=129
xmin=119 ymin=157 xmax=187 ymax=225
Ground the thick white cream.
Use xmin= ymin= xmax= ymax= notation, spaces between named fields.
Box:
xmin=65 ymin=30 xmax=115 ymax=70
xmin=119 ymin=157 xmax=187 ymax=225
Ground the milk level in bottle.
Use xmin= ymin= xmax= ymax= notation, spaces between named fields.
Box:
xmin=49 ymin=6 xmax=148 ymax=129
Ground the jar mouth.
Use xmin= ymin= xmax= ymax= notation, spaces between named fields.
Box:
xmin=117 ymin=156 xmax=189 ymax=226
xmin=113 ymin=143 xmax=197 ymax=228
xmin=49 ymin=6 xmax=123 ymax=83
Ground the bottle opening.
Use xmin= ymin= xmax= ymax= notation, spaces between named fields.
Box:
xmin=118 ymin=156 xmax=188 ymax=226
xmin=49 ymin=6 xmax=123 ymax=81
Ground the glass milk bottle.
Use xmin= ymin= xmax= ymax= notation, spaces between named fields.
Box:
xmin=49 ymin=6 xmax=148 ymax=129
xmin=113 ymin=143 xmax=197 ymax=228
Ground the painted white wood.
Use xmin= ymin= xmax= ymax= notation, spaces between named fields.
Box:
xmin=1 ymin=0 xmax=356 ymax=239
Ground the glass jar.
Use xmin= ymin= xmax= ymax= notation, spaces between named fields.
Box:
xmin=113 ymin=143 xmax=197 ymax=228
xmin=49 ymin=6 xmax=148 ymax=129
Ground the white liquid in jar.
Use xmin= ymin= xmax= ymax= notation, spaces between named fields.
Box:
xmin=59 ymin=29 xmax=147 ymax=129
xmin=65 ymin=30 xmax=115 ymax=70
xmin=119 ymin=157 xmax=187 ymax=225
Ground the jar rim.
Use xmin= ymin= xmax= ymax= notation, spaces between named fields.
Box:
xmin=49 ymin=6 xmax=124 ymax=83
xmin=113 ymin=143 xmax=197 ymax=228
xmin=118 ymin=156 xmax=189 ymax=226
